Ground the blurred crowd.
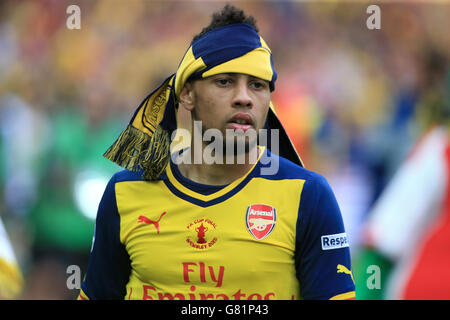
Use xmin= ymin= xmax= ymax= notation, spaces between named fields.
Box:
xmin=0 ymin=0 xmax=449 ymax=299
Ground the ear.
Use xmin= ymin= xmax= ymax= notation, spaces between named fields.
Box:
xmin=179 ymin=82 xmax=195 ymax=111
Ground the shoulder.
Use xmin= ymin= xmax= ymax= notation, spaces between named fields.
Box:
xmin=111 ymin=169 xmax=145 ymax=184
xmin=259 ymin=150 xmax=341 ymax=221
xmin=259 ymin=149 xmax=329 ymax=188
xmin=110 ymin=168 xmax=170 ymax=185
xmin=98 ymin=170 xmax=146 ymax=203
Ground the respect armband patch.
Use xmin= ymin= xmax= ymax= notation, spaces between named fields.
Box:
xmin=321 ymin=233 xmax=349 ymax=250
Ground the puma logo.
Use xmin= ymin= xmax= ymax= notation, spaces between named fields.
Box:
xmin=337 ymin=264 xmax=354 ymax=283
xmin=138 ymin=212 xmax=167 ymax=234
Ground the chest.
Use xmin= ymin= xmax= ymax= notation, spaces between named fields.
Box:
xmin=115 ymin=178 xmax=304 ymax=299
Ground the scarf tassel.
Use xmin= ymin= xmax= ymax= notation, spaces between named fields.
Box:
xmin=103 ymin=124 xmax=170 ymax=180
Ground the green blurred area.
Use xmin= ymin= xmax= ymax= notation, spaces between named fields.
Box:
xmin=28 ymin=107 xmax=124 ymax=252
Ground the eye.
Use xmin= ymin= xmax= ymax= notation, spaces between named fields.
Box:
xmin=215 ymin=78 xmax=232 ymax=87
xmin=250 ymin=80 xmax=268 ymax=90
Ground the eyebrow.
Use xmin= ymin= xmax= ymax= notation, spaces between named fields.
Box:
xmin=214 ymin=73 xmax=266 ymax=82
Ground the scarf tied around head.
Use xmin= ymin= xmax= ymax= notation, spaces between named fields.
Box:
xmin=104 ymin=23 xmax=303 ymax=180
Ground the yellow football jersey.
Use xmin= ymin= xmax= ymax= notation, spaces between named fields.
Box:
xmin=79 ymin=147 xmax=355 ymax=300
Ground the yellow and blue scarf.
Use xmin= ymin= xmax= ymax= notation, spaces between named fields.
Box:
xmin=104 ymin=23 xmax=303 ymax=180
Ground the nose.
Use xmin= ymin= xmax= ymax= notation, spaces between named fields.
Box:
xmin=232 ymin=79 xmax=253 ymax=109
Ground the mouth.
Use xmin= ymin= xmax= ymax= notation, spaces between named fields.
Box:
xmin=227 ymin=113 xmax=255 ymax=132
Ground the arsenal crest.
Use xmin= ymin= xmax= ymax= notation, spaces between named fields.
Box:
xmin=245 ymin=204 xmax=277 ymax=240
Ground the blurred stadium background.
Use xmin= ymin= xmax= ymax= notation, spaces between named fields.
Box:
xmin=0 ymin=0 xmax=449 ymax=299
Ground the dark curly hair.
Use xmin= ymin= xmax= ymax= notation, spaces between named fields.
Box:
xmin=191 ymin=4 xmax=258 ymax=43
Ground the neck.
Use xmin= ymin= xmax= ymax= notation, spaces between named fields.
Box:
xmin=177 ymin=144 xmax=261 ymax=186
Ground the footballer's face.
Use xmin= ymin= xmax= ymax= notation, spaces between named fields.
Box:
xmin=179 ymin=73 xmax=271 ymax=151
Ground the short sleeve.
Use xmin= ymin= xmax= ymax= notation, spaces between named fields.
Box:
xmin=295 ymin=173 xmax=355 ymax=300
xmin=79 ymin=174 xmax=131 ymax=300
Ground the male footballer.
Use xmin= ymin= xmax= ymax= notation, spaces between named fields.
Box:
xmin=78 ymin=5 xmax=355 ymax=300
